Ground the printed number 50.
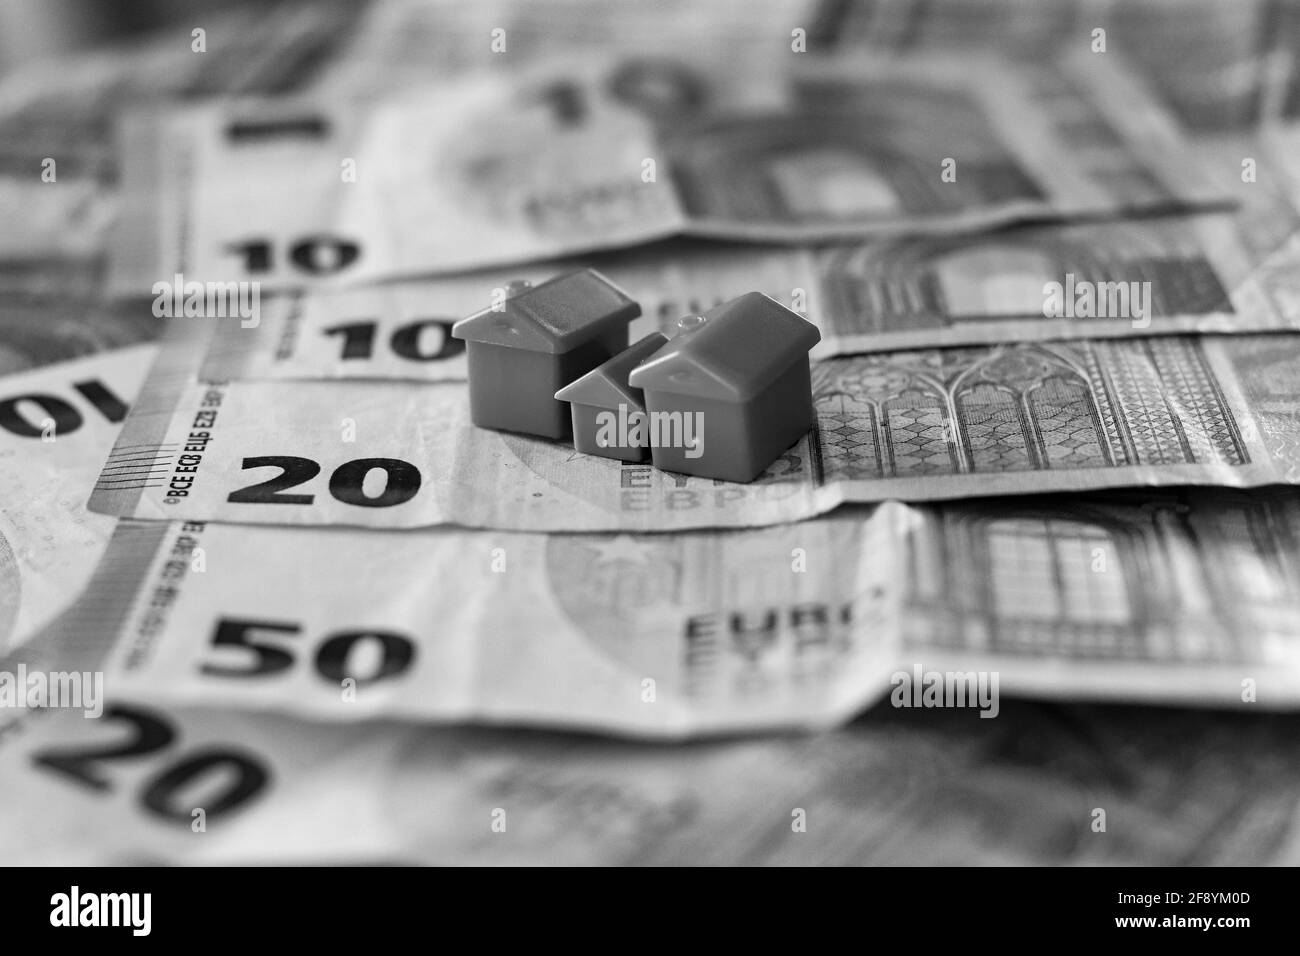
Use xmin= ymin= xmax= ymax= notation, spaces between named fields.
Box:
xmin=201 ymin=617 xmax=415 ymax=684
xmin=227 ymin=455 xmax=421 ymax=508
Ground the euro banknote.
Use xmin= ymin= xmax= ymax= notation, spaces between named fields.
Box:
xmin=0 ymin=344 xmax=154 ymax=652
xmin=109 ymin=48 xmax=1226 ymax=293
xmin=329 ymin=0 xmax=1300 ymax=135
xmin=0 ymin=1 xmax=364 ymax=265
xmin=193 ymin=198 xmax=1300 ymax=385
xmin=811 ymin=0 xmax=1300 ymax=133
xmin=30 ymin=490 xmax=1300 ymax=740
xmin=0 ymin=285 xmax=160 ymax=374
xmin=16 ymin=510 xmax=905 ymax=737
xmin=184 ymin=129 xmax=1300 ymax=383
xmin=5 ymin=694 xmax=1299 ymax=865
xmin=314 ymin=0 xmax=816 ymax=99
xmin=89 ymin=322 xmax=1300 ymax=531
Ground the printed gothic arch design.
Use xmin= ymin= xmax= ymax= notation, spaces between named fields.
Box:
xmin=814 ymin=361 xmax=956 ymax=478
xmin=949 ymin=346 xmax=1111 ymax=472
xmin=812 ymin=339 xmax=1243 ymax=481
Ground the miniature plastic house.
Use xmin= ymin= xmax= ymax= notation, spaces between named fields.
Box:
xmin=555 ymin=332 xmax=669 ymax=463
xmin=627 ymin=293 xmax=821 ymax=483
xmin=451 ymin=269 xmax=640 ymax=439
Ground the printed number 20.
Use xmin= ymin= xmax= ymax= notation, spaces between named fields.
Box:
xmin=32 ymin=704 xmax=268 ymax=823
xmin=227 ymin=455 xmax=421 ymax=508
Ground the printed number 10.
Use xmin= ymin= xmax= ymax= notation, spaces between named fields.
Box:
xmin=225 ymin=235 xmax=360 ymax=275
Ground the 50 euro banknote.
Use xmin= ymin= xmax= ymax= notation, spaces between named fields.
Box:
xmin=89 ymin=321 xmax=1300 ymax=532
xmin=109 ymin=48 xmax=1226 ymax=293
xmin=21 ymin=489 xmax=1300 ymax=743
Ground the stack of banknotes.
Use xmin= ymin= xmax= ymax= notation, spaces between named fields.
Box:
xmin=5 ymin=0 xmax=1300 ymax=864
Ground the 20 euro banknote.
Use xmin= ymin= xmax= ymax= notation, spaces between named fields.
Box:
xmin=89 ymin=323 xmax=1300 ymax=531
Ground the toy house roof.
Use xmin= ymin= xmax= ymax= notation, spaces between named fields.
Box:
xmin=627 ymin=293 xmax=820 ymax=400
xmin=555 ymin=332 xmax=668 ymax=408
xmin=451 ymin=269 xmax=640 ymax=354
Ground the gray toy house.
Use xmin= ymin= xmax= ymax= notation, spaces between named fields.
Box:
xmin=627 ymin=293 xmax=821 ymax=483
xmin=554 ymin=332 xmax=668 ymax=463
xmin=451 ymin=269 xmax=639 ymax=440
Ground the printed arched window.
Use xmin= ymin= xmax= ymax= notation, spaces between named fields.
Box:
xmin=882 ymin=387 xmax=956 ymax=476
xmin=953 ymin=349 xmax=1107 ymax=471
xmin=1026 ymin=374 xmax=1111 ymax=469
xmin=816 ymin=391 xmax=884 ymax=480
xmin=956 ymin=382 xmax=1033 ymax=472
xmin=983 ymin=518 xmax=1130 ymax=624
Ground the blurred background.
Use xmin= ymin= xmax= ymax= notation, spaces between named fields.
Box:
xmin=0 ymin=0 xmax=251 ymax=68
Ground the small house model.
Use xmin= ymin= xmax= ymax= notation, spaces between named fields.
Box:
xmin=554 ymin=332 xmax=669 ymax=463
xmin=627 ymin=293 xmax=821 ymax=483
xmin=451 ymin=269 xmax=640 ymax=439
